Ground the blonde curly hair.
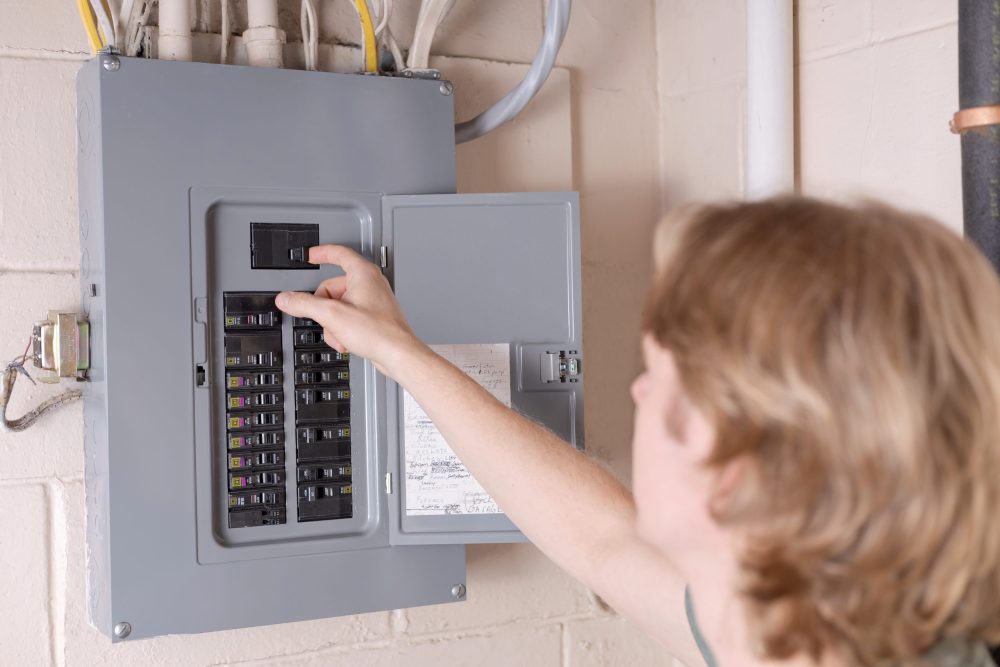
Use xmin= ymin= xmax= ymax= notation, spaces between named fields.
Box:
xmin=643 ymin=197 xmax=1000 ymax=666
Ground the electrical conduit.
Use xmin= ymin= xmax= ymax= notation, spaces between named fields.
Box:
xmin=245 ymin=0 xmax=286 ymax=68
xmin=455 ymin=0 xmax=571 ymax=144
xmin=746 ymin=0 xmax=795 ymax=198
xmin=158 ymin=0 xmax=192 ymax=61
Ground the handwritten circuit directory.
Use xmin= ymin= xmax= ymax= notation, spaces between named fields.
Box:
xmin=403 ymin=344 xmax=512 ymax=516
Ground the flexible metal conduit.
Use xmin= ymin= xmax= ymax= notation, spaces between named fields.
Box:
xmin=956 ymin=1 xmax=1000 ymax=274
xmin=454 ymin=0 xmax=571 ymax=144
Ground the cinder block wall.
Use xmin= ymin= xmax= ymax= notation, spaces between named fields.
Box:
xmin=0 ymin=0 xmax=670 ymax=665
xmin=657 ymin=0 xmax=961 ymax=228
xmin=6 ymin=1 xmax=961 ymax=664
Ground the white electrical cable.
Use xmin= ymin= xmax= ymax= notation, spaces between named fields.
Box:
xmin=90 ymin=0 xmax=116 ymax=47
xmin=300 ymin=0 xmax=319 ymax=70
xmin=301 ymin=1 xmax=312 ymax=70
xmin=407 ymin=0 xmax=455 ymax=70
xmin=384 ymin=26 xmax=405 ymax=72
xmin=116 ymin=0 xmax=133 ymax=51
xmin=372 ymin=0 xmax=404 ymax=71
xmin=455 ymin=0 xmax=571 ymax=144
xmin=374 ymin=0 xmax=391 ymax=36
xmin=221 ymin=0 xmax=230 ymax=63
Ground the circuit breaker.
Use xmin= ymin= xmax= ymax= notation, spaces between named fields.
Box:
xmin=77 ymin=56 xmax=584 ymax=641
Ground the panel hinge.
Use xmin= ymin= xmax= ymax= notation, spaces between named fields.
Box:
xmin=384 ymin=472 xmax=393 ymax=494
xmin=379 ymin=246 xmax=388 ymax=269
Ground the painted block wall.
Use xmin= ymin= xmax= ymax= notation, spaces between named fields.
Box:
xmin=4 ymin=0 xmax=956 ymax=664
xmin=0 ymin=0 xmax=670 ymax=665
xmin=656 ymin=0 xmax=961 ymax=230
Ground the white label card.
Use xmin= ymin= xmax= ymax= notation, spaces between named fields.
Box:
xmin=403 ymin=343 xmax=511 ymax=516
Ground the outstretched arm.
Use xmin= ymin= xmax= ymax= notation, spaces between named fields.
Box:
xmin=275 ymin=245 xmax=705 ymax=667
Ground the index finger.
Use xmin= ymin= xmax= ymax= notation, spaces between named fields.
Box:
xmin=308 ymin=245 xmax=372 ymax=272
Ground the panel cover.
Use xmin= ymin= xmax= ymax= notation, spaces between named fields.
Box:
xmin=382 ymin=192 xmax=585 ymax=545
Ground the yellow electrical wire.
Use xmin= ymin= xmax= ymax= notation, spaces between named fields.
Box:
xmin=353 ymin=0 xmax=379 ymax=73
xmin=76 ymin=0 xmax=105 ymax=54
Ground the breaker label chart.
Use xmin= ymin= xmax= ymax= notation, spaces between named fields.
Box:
xmin=404 ymin=344 xmax=511 ymax=516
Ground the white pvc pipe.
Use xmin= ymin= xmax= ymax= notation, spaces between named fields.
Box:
xmin=245 ymin=0 xmax=285 ymax=67
xmin=158 ymin=0 xmax=192 ymax=61
xmin=746 ymin=0 xmax=795 ymax=199
xmin=248 ymin=0 xmax=280 ymax=28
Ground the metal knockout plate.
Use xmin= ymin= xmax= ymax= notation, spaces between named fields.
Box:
xmin=77 ymin=57 xmax=465 ymax=641
xmin=382 ymin=193 xmax=585 ymax=545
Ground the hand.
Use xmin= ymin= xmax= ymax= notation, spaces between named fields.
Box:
xmin=274 ymin=245 xmax=421 ymax=375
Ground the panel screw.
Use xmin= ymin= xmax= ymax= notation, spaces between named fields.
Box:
xmin=451 ymin=583 xmax=466 ymax=599
xmin=439 ymin=81 xmax=453 ymax=96
xmin=102 ymin=55 xmax=121 ymax=72
xmin=113 ymin=621 xmax=131 ymax=639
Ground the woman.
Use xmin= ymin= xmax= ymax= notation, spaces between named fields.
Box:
xmin=275 ymin=197 xmax=1000 ymax=666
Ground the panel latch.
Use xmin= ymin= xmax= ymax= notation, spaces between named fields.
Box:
xmin=541 ymin=350 xmax=581 ymax=384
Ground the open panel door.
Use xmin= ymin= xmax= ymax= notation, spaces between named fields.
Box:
xmin=382 ymin=193 xmax=584 ymax=545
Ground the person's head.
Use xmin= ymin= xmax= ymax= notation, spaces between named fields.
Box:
xmin=632 ymin=197 xmax=1000 ymax=665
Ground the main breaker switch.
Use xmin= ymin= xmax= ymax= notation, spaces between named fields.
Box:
xmin=250 ymin=223 xmax=319 ymax=270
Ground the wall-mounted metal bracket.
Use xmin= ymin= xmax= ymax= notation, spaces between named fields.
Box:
xmin=32 ymin=312 xmax=90 ymax=383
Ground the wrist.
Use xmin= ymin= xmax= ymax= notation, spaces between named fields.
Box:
xmin=377 ymin=333 xmax=434 ymax=385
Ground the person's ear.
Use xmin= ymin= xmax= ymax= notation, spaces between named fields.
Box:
xmin=714 ymin=456 xmax=746 ymax=501
xmin=681 ymin=399 xmax=715 ymax=461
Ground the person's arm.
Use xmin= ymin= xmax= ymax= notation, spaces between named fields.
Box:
xmin=275 ymin=245 xmax=706 ymax=667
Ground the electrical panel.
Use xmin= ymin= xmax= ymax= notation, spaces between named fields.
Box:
xmin=77 ymin=56 xmax=583 ymax=641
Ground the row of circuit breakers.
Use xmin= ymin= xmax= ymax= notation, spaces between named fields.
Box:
xmin=224 ymin=293 xmax=352 ymax=528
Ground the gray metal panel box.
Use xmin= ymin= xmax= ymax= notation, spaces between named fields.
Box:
xmin=77 ymin=56 xmax=584 ymax=640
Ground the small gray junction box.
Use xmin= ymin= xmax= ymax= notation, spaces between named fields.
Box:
xmin=77 ymin=57 xmax=584 ymax=640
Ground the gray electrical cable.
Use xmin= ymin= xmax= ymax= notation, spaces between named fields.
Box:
xmin=454 ymin=0 xmax=572 ymax=144
xmin=1 ymin=359 xmax=82 ymax=433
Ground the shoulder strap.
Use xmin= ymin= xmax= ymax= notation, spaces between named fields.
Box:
xmin=685 ymin=586 xmax=720 ymax=667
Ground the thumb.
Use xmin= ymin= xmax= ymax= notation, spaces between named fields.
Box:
xmin=275 ymin=291 xmax=344 ymax=323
